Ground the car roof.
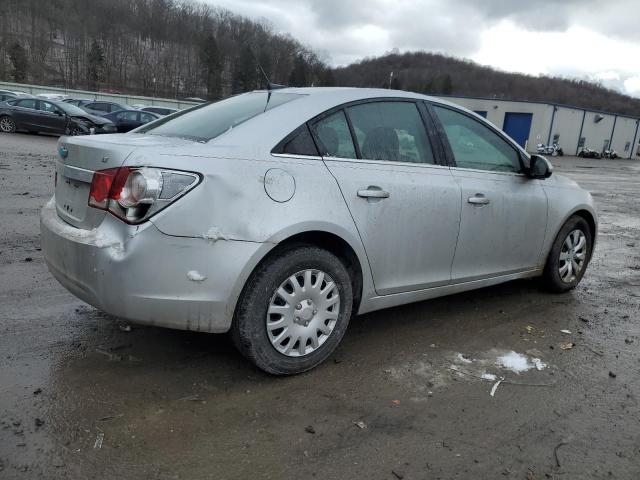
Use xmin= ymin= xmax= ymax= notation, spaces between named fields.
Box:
xmin=208 ymin=87 xmax=472 ymax=152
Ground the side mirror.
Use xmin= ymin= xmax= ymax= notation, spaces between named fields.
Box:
xmin=527 ymin=154 xmax=553 ymax=179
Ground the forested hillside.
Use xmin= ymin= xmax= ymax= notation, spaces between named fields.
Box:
xmin=334 ymin=51 xmax=640 ymax=117
xmin=1 ymin=1 xmax=639 ymax=116
xmin=0 ymin=0 xmax=333 ymax=99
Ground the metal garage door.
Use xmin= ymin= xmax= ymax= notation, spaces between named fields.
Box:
xmin=502 ymin=112 xmax=533 ymax=148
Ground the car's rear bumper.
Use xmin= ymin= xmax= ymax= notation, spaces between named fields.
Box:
xmin=40 ymin=198 xmax=263 ymax=333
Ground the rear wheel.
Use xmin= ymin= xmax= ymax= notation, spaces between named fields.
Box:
xmin=232 ymin=245 xmax=353 ymax=375
xmin=0 ymin=116 xmax=16 ymax=133
xmin=542 ymin=216 xmax=593 ymax=292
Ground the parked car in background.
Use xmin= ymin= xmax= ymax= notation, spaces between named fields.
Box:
xmin=81 ymin=101 xmax=130 ymax=117
xmin=0 ymin=89 xmax=34 ymax=100
xmin=0 ymin=98 xmax=116 ymax=136
xmin=64 ymin=98 xmax=93 ymax=108
xmin=37 ymin=93 xmax=68 ymax=102
xmin=41 ymin=88 xmax=597 ymax=375
xmin=0 ymin=91 xmax=17 ymax=102
xmin=141 ymin=106 xmax=178 ymax=116
xmin=103 ymin=109 xmax=160 ymax=132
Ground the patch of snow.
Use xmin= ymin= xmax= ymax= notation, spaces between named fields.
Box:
xmin=531 ymin=358 xmax=546 ymax=371
xmin=456 ymin=353 xmax=473 ymax=364
xmin=481 ymin=373 xmax=497 ymax=381
xmin=490 ymin=379 xmax=503 ymax=397
xmin=202 ymin=227 xmax=229 ymax=243
xmin=560 ymin=329 xmax=572 ymax=334
xmin=496 ymin=351 xmax=546 ymax=373
xmin=187 ymin=270 xmax=207 ymax=282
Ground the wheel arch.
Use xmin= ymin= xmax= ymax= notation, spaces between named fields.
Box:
xmin=541 ymin=205 xmax=598 ymax=269
xmin=230 ymin=226 xmax=372 ymax=327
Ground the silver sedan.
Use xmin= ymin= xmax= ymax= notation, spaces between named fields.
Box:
xmin=40 ymin=88 xmax=597 ymax=374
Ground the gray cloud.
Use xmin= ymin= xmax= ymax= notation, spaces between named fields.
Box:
xmin=206 ymin=0 xmax=640 ymax=95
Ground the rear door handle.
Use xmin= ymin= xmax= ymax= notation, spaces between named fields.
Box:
xmin=468 ymin=193 xmax=490 ymax=205
xmin=357 ymin=187 xmax=390 ymax=199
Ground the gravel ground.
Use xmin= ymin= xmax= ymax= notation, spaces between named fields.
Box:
xmin=0 ymin=132 xmax=639 ymax=479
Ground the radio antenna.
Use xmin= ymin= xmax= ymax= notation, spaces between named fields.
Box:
xmin=248 ymin=43 xmax=286 ymax=91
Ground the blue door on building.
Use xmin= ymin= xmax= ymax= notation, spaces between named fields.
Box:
xmin=502 ymin=112 xmax=533 ymax=148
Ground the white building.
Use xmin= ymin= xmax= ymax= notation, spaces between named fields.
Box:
xmin=440 ymin=95 xmax=640 ymax=159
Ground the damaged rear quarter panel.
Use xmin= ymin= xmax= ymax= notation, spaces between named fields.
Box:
xmin=146 ymin=154 xmax=360 ymax=243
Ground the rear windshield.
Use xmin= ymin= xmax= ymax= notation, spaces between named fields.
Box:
xmin=137 ymin=91 xmax=304 ymax=141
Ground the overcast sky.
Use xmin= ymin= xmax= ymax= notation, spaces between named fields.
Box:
xmin=208 ymin=0 xmax=640 ymax=97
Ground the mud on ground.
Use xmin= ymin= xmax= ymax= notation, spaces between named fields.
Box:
xmin=0 ymin=133 xmax=639 ymax=479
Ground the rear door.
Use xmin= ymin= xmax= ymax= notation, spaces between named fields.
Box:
xmin=311 ymin=100 xmax=462 ymax=295
xmin=13 ymin=99 xmax=40 ymax=129
xmin=429 ymin=103 xmax=548 ymax=282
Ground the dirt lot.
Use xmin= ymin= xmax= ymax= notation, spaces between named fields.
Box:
xmin=1 ymin=132 xmax=639 ymax=480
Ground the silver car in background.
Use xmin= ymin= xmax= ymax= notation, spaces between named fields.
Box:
xmin=41 ymin=88 xmax=597 ymax=374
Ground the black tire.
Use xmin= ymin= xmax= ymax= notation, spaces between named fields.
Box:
xmin=231 ymin=245 xmax=353 ymax=375
xmin=542 ymin=216 xmax=593 ymax=293
xmin=0 ymin=115 xmax=16 ymax=133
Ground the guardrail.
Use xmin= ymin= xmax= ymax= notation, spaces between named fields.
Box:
xmin=0 ymin=81 xmax=200 ymax=110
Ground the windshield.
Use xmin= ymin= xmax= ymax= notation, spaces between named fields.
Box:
xmin=56 ymin=102 xmax=91 ymax=116
xmin=137 ymin=92 xmax=304 ymax=141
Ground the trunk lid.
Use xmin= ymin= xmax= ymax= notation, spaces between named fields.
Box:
xmin=55 ymin=134 xmax=193 ymax=229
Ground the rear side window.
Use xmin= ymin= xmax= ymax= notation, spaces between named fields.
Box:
xmin=310 ymin=111 xmax=357 ymax=158
xmin=17 ymin=99 xmax=37 ymax=109
xmin=272 ymin=125 xmax=318 ymax=156
xmin=139 ymin=92 xmax=303 ymax=142
xmin=347 ymin=101 xmax=434 ymax=164
xmin=433 ymin=105 xmax=521 ymax=173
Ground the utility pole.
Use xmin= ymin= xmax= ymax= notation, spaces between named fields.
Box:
xmin=388 ymin=71 xmax=394 ymax=89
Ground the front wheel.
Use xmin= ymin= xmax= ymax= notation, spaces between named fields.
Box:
xmin=542 ymin=216 xmax=593 ymax=293
xmin=232 ymin=245 xmax=353 ymax=375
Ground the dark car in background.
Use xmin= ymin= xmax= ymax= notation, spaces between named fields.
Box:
xmin=81 ymin=101 xmax=130 ymax=117
xmin=0 ymin=98 xmax=116 ymax=136
xmin=0 ymin=91 xmax=17 ymax=102
xmin=103 ymin=109 xmax=160 ymax=132
xmin=64 ymin=98 xmax=93 ymax=108
xmin=140 ymin=106 xmax=178 ymax=116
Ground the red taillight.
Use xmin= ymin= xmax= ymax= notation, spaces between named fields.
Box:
xmin=88 ymin=167 xmax=200 ymax=224
xmin=88 ymin=167 xmax=132 ymax=209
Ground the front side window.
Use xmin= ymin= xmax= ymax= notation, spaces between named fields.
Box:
xmin=139 ymin=113 xmax=156 ymax=123
xmin=138 ymin=92 xmax=303 ymax=142
xmin=87 ymin=103 xmax=106 ymax=112
xmin=117 ymin=111 xmax=138 ymax=121
xmin=347 ymin=102 xmax=435 ymax=164
xmin=310 ymin=110 xmax=357 ymax=158
xmin=39 ymin=101 xmax=58 ymax=113
xmin=433 ymin=105 xmax=521 ymax=173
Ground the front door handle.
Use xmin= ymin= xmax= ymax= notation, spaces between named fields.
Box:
xmin=357 ymin=187 xmax=390 ymax=199
xmin=468 ymin=193 xmax=490 ymax=205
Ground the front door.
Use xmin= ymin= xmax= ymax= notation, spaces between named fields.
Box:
xmin=431 ymin=104 xmax=548 ymax=282
xmin=311 ymin=101 xmax=462 ymax=295
xmin=37 ymin=101 xmax=68 ymax=134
